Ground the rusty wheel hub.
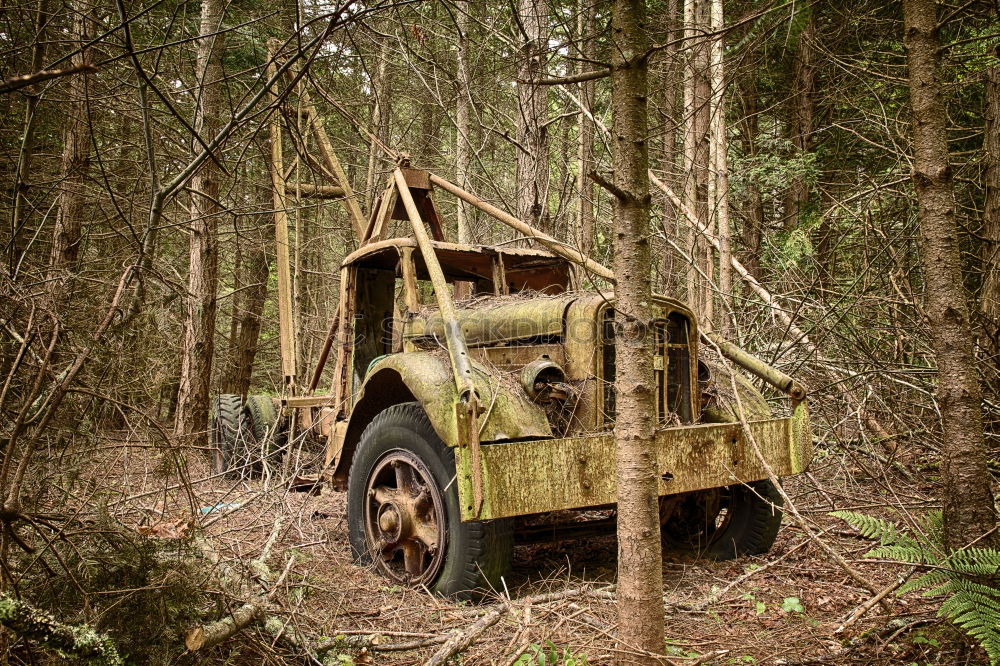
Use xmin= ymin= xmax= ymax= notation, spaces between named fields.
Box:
xmin=364 ymin=450 xmax=446 ymax=585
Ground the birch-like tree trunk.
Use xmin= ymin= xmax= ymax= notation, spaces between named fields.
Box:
xmin=903 ymin=0 xmax=996 ymax=548
xmin=658 ymin=0 xmax=682 ymax=292
xmin=737 ymin=73 xmax=765 ymax=278
xmin=515 ymin=0 xmax=550 ymax=233
xmin=175 ymin=0 xmax=226 ymax=441
xmin=683 ymin=0 xmax=712 ymax=324
xmin=610 ymin=0 xmax=664 ymax=661
xmin=709 ymin=0 xmax=731 ymax=330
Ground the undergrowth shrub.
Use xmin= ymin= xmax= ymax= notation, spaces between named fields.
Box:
xmin=833 ymin=510 xmax=1000 ymax=663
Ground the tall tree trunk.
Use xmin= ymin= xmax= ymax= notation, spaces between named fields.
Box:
xmin=9 ymin=0 xmax=48 ymax=275
xmin=515 ymin=0 xmax=550 ymax=233
xmin=709 ymin=0 xmax=731 ymax=331
xmin=577 ymin=0 xmax=596 ymax=259
xmin=983 ymin=66 xmax=999 ymax=344
xmin=903 ymin=0 xmax=996 ymax=548
xmin=782 ymin=7 xmax=816 ymax=230
xmin=175 ymin=0 xmax=226 ymax=442
xmin=365 ymin=38 xmax=392 ymax=206
xmin=659 ymin=0 xmax=682 ymax=293
xmin=48 ymin=0 xmax=92 ymax=290
xmin=456 ymin=4 xmax=473 ymax=244
xmin=225 ymin=216 xmax=270 ymax=397
xmin=683 ymin=0 xmax=712 ymax=323
xmin=737 ymin=73 xmax=765 ymax=278
xmin=611 ymin=1 xmax=664 ymax=661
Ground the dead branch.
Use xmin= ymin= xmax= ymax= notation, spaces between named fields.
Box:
xmin=834 ymin=567 xmax=915 ymax=634
xmin=425 ymin=603 xmax=506 ymax=666
xmin=426 ymin=585 xmax=615 ymax=665
xmin=0 ymin=64 xmax=97 ymax=95
xmin=702 ymin=336 xmax=892 ymax=613
xmin=185 ymin=517 xmax=286 ymax=651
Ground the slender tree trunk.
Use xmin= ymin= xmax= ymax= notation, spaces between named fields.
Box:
xmin=783 ymin=7 xmax=816 ymax=231
xmin=365 ymin=43 xmax=390 ymax=204
xmin=225 ymin=217 xmax=270 ymax=397
xmin=9 ymin=0 xmax=48 ymax=275
xmin=903 ymin=0 xmax=996 ymax=548
xmin=684 ymin=0 xmax=712 ymax=323
xmin=659 ymin=0 xmax=681 ymax=292
xmin=175 ymin=0 xmax=226 ymax=441
xmin=709 ymin=0 xmax=731 ymax=331
xmin=982 ymin=66 xmax=999 ymax=342
xmin=456 ymin=4 xmax=473 ymax=243
xmin=611 ymin=1 xmax=664 ymax=661
xmin=516 ymin=0 xmax=550 ymax=233
xmin=577 ymin=0 xmax=596 ymax=259
xmin=737 ymin=74 xmax=765 ymax=278
xmin=48 ymin=0 xmax=92 ymax=290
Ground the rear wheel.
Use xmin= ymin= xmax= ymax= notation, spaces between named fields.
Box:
xmin=241 ymin=395 xmax=285 ymax=475
xmin=660 ymin=480 xmax=783 ymax=560
xmin=210 ymin=394 xmax=244 ymax=477
xmin=347 ymin=403 xmax=513 ymax=599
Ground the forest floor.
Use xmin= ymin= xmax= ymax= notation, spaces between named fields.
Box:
xmin=94 ymin=431 xmax=986 ymax=666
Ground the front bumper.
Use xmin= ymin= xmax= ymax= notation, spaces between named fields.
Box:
xmin=456 ymin=401 xmax=810 ymax=521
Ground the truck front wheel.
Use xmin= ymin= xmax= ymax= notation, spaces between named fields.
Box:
xmin=660 ymin=480 xmax=783 ymax=560
xmin=347 ymin=403 xmax=513 ymax=599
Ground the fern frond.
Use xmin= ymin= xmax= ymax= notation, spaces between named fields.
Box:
xmin=866 ymin=544 xmax=927 ymax=564
xmin=831 ymin=511 xmax=914 ymax=547
xmin=899 ymin=569 xmax=951 ymax=596
xmin=833 ymin=509 xmax=1000 ymax=664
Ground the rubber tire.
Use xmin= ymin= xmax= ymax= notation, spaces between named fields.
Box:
xmin=210 ymin=394 xmax=243 ymax=477
xmin=242 ymin=395 xmax=286 ymax=476
xmin=347 ymin=403 xmax=514 ymax=599
xmin=703 ymin=480 xmax=784 ymax=560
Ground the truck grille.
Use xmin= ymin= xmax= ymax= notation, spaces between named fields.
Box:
xmin=602 ymin=309 xmax=695 ymax=426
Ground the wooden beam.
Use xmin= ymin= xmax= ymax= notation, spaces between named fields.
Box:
xmin=281 ymin=62 xmax=366 ymax=240
xmin=266 ymin=57 xmax=296 ymax=390
xmin=428 ymin=173 xmax=615 ymax=281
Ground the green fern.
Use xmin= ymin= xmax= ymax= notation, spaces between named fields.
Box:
xmin=832 ymin=510 xmax=1000 ymax=663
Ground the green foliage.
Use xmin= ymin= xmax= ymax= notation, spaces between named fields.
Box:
xmin=514 ymin=640 xmax=588 ymax=666
xmin=833 ymin=511 xmax=1000 ymax=662
xmin=781 ymin=596 xmax=804 ymax=614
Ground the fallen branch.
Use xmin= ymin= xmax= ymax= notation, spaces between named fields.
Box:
xmin=834 ymin=567 xmax=915 ymax=634
xmin=425 ymin=604 xmax=506 ymax=666
xmin=0 ymin=593 xmax=122 ymax=665
xmin=427 ymin=585 xmax=615 ymax=665
xmin=185 ymin=517 xmax=286 ymax=651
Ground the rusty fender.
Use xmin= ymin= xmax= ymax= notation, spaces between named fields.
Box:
xmin=329 ymin=352 xmax=552 ymax=483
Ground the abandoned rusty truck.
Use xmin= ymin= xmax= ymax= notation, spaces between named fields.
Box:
xmin=210 ymin=167 xmax=811 ymax=598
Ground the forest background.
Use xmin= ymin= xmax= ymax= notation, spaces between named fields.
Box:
xmin=1 ymin=0 xmax=1000 ymax=663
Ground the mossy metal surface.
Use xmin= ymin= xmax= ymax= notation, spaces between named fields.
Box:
xmin=458 ymin=407 xmax=812 ymax=521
